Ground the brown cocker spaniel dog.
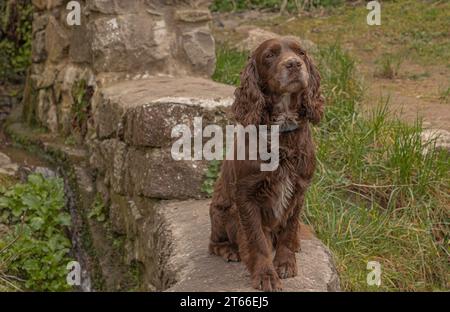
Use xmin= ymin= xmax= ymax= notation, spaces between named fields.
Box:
xmin=209 ymin=37 xmax=324 ymax=291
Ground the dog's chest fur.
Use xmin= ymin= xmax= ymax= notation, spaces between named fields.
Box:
xmin=272 ymin=161 xmax=296 ymax=220
xmin=270 ymin=94 xmax=300 ymax=221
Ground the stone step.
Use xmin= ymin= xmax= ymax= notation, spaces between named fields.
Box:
xmin=94 ymin=76 xmax=234 ymax=142
xmin=89 ymin=77 xmax=235 ymax=200
xmin=155 ymin=199 xmax=340 ymax=292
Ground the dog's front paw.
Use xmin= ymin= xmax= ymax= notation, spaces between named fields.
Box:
xmin=252 ymin=265 xmax=282 ymax=292
xmin=274 ymin=254 xmax=298 ymax=279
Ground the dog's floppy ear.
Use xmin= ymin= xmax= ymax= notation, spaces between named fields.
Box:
xmin=232 ymin=57 xmax=267 ymax=126
xmin=302 ymin=53 xmax=324 ymax=125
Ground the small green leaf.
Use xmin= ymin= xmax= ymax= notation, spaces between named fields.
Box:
xmin=30 ymin=217 xmax=45 ymax=230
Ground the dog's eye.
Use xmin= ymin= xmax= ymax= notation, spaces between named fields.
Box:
xmin=266 ymin=53 xmax=274 ymax=59
xmin=298 ymin=50 xmax=305 ymax=56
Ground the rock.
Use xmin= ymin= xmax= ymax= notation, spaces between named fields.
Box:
xmin=149 ymin=199 xmax=340 ymax=291
xmin=34 ymin=166 xmax=58 ymax=178
xmin=32 ymin=30 xmax=47 ymax=63
xmin=95 ymin=76 xmax=234 ymax=140
xmin=32 ymin=0 xmax=47 ymax=10
xmin=90 ymin=138 xmax=127 ymax=194
xmin=0 ymin=152 xmax=19 ymax=176
xmin=46 ymin=0 xmax=64 ymax=9
xmin=88 ymin=0 xmax=140 ymax=14
xmin=69 ymin=16 xmax=92 ymax=64
xmin=235 ymin=27 xmax=317 ymax=54
xmin=45 ymin=16 xmax=69 ymax=63
xmin=36 ymin=89 xmax=58 ymax=132
xmin=175 ymin=9 xmax=212 ymax=23
xmin=90 ymin=14 xmax=171 ymax=73
xmin=32 ymin=13 xmax=48 ymax=34
xmin=124 ymin=97 xmax=231 ymax=148
xmin=53 ymin=64 xmax=95 ymax=134
xmin=33 ymin=65 xmax=57 ymax=89
xmin=421 ymin=129 xmax=450 ymax=153
xmin=55 ymin=64 xmax=95 ymax=99
xmin=182 ymin=29 xmax=216 ymax=77
xmin=0 ymin=95 xmax=16 ymax=123
xmin=126 ymin=147 xmax=208 ymax=199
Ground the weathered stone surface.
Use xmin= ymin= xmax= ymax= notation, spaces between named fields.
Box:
xmin=235 ymin=27 xmax=317 ymax=53
xmin=126 ymin=147 xmax=208 ymax=199
xmin=69 ymin=16 xmax=92 ymax=64
xmin=0 ymin=152 xmax=19 ymax=176
xmin=87 ymin=0 xmax=140 ymax=14
xmin=147 ymin=199 xmax=340 ymax=291
xmin=33 ymin=65 xmax=57 ymax=89
xmin=32 ymin=13 xmax=48 ymax=34
xmin=45 ymin=16 xmax=69 ymax=62
xmin=90 ymin=14 xmax=171 ymax=73
xmin=109 ymin=193 xmax=128 ymax=235
xmin=36 ymin=89 xmax=58 ymax=132
xmin=51 ymin=64 xmax=95 ymax=134
xmin=175 ymin=9 xmax=212 ymax=23
xmin=54 ymin=64 xmax=95 ymax=99
xmin=32 ymin=0 xmax=64 ymax=10
xmin=124 ymin=98 xmax=231 ymax=148
xmin=89 ymin=138 xmax=127 ymax=194
xmin=32 ymin=30 xmax=47 ymax=63
xmin=32 ymin=0 xmax=47 ymax=10
xmin=46 ymin=0 xmax=63 ymax=9
xmin=95 ymin=77 xmax=234 ymax=140
xmin=182 ymin=29 xmax=216 ymax=77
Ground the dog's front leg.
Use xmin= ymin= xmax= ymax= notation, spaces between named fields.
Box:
xmin=236 ymin=180 xmax=282 ymax=292
xmin=273 ymin=196 xmax=303 ymax=279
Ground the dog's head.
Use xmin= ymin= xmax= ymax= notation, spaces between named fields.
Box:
xmin=232 ymin=37 xmax=323 ymax=126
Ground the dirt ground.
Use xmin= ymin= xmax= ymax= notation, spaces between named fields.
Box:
xmin=359 ymin=61 xmax=450 ymax=131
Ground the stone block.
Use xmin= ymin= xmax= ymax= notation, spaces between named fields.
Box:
xmin=45 ymin=16 xmax=69 ymax=63
xmin=95 ymin=77 xmax=234 ymax=140
xmin=126 ymin=147 xmax=208 ymax=199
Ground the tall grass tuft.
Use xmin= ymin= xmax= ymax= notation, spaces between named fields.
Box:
xmin=211 ymin=43 xmax=449 ymax=291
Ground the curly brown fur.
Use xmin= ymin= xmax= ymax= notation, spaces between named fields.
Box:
xmin=209 ymin=37 xmax=324 ymax=291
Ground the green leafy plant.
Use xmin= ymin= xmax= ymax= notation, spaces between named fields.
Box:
xmin=0 ymin=173 xmax=73 ymax=291
xmin=201 ymin=159 xmax=222 ymax=196
xmin=71 ymin=79 xmax=94 ymax=138
xmin=0 ymin=0 xmax=32 ymax=82
xmin=88 ymin=194 xmax=106 ymax=223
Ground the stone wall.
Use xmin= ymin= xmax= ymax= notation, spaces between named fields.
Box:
xmin=22 ymin=0 xmax=236 ymax=290
xmin=26 ymin=0 xmax=216 ymax=137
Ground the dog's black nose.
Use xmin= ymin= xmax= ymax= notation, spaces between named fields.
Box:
xmin=284 ymin=58 xmax=301 ymax=69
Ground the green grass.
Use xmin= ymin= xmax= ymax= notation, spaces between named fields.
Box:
xmin=210 ymin=43 xmax=449 ymax=291
xmin=440 ymin=86 xmax=450 ymax=104
xmin=264 ymin=0 xmax=450 ymax=67
xmin=374 ymin=53 xmax=402 ymax=79
xmin=212 ymin=45 xmax=248 ymax=86
xmin=210 ymin=0 xmax=342 ymax=13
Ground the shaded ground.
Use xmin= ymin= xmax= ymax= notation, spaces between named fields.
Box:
xmin=212 ymin=0 xmax=450 ymax=130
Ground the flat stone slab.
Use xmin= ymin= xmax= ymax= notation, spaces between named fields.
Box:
xmin=95 ymin=76 xmax=234 ymax=140
xmin=159 ymin=199 xmax=340 ymax=292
